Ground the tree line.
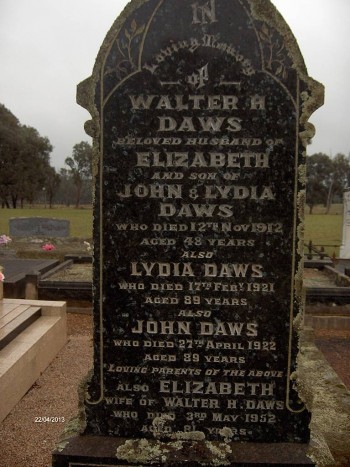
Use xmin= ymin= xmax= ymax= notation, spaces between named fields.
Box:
xmin=1 ymin=103 xmax=349 ymax=212
xmin=0 ymin=103 xmax=92 ymax=208
xmin=306 ymin=153 xmax=350 ymax=213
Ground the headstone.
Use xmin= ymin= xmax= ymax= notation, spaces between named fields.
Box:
xmin=53 ymin=0 xmax=323 ymax=465
xmin=339 ymin=189 xmax=350 ymax=258
xmin=0 ymin=266 xmax=4 ymax=300
xmin=9 ymin=217 xmax=70 ymax=237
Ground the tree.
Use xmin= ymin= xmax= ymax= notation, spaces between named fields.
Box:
xmin=44 ymin=166 xmax=61 ymax=208
xmin=0 ymin=104 xmax=22 ymax=207
xmin=306 ymin=153 xmax=333 ymax=214
xmin=57 ymin=168 xmax=75 ymax=206
xmin=328 ymin=153 xmax=350 ymax=212
xmin=65 ymin=141 xmax=92 ymax=208
xmin=306 ymin=152 xmax=350 ymax=213
xmin=15 ymin=125 xmax=53 ymax=208
xmin=0 ymin=103 xmax=54 ymax=208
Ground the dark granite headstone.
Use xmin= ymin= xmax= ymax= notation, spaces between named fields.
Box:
xmin=9 ymin=217 xmax=69 ymax=237
xmin=53 ymin=0 xmax=323 ymax=465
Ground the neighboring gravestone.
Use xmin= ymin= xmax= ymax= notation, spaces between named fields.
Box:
xmin=53 ymin=0 xmax=323 ymax=465
xmin=9 ymin=217 xmax=69 ymax=237
xmin=339 ymin=189 xmax=350 ymax=259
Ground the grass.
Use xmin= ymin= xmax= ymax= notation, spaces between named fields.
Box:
xmin=305 ymin=214 xmax=342 ymax=257
xmin=304 ymin=203 xmax=343 ymax=257
xmin=0 ymin=204 xmax=344 ymax=256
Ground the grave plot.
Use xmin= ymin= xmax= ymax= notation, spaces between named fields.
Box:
xmin=1 ymin=258 xmax=59 ymax=299
xmin=38 ymin=257 xmax=92 ymax=311
xmin=53 ymin=0 xmax=325 ymax=465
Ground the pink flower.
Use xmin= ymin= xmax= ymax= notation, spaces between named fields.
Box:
xmin=0 ymin=271 xmax=5 ymax=282
xmin=0 ymin=235 xmax=12 ymax=246
xmin=41 ymin=243 xmax=56 ymax=251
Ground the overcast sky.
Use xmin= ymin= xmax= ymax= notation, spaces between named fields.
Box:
xmin=1 ymin=0 xmax=349 ymax=169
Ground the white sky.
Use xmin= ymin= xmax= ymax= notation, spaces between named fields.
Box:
xmin=0 ymin=0 xmax=349 ymax=169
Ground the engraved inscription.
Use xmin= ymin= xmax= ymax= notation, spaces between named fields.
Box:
xmin=192 ymin=0 xmax=218 ymax=25
xmin=81 ymin=0 xmax=322 ymax=445
xmin=187 ymin=64 xmax=209 ymax=89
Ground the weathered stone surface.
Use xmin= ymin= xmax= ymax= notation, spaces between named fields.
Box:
xmin=51 ymin=1 xmax=325 ymax=465
xmin=298 ymin=329 xmax=350 ymax=466
xmin=76 ymin=0 xmax=324 ymax=444
xmin=52 ymin=436 xmax=315 ymax=466
xmin=9 ymin=217 xmax=70 ymax=237
xmin=1 ymin=258 xmax=59 ymax=299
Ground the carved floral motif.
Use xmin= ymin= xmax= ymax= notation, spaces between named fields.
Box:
xmin=105 ymin=19 xmax=145 ymax=81
xmin=259 ymin=23 xmax=288 ymax=80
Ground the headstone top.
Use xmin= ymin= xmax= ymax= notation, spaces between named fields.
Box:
xmin=74 ymin=0 xmax=323 ymax=461
xmin=9 ymin=217 xmax=70 ymax=238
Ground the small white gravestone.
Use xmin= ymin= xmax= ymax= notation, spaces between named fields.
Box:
xmin=339 ymin=189 xmax=350 ymax=258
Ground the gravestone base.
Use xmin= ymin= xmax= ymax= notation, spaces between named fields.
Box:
xmin=52 ymin=435 xmax=314 ymax=466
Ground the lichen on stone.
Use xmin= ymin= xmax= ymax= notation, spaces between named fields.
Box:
xmin=298 ymin=189 xmax=306 ymax=220
xmin=293 ymin=311 xmax=302 ymax=331
xmin=116 ymin=437 xmax=233 ymax=466
xmin=57 ymin=368 xmax=90 ymax=444
xmin=56 ymin=440 xmax=70 ymax=453
xmin=297 ymin=331 xmax=350 ymax=465
xmin=218 ymin=427 xmax=234 ymax=443
xmin=297 ymin=190 xmax=306 ymax=258
xmin=203 ymin=441 xmax=232 ymax=466
xmin=116 ymin=438 xmax=169 ymax=464
xmin=298 ymin=163 xmax=307 ymax=187
xmin=151 ymin=413 xmax=175 ymax=439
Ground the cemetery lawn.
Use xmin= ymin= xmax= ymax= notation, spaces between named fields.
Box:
xmin=0 ymin=206 xmax=343 ymax=256
xmin=304 ymin=213 xmax=342 ymax=257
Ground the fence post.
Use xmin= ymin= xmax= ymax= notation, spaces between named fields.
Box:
xmin=307 ymin=240 xmax=313 ymax=260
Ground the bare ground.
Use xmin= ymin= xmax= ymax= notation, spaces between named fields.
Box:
xmin=0 ymin=313 xmax=93 ymax=467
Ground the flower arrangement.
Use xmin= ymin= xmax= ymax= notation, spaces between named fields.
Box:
xmin=41 ymin=243 xmax=56 ymax=251
xmin=84 ymin=241 xmax=92 ymax=252
xmin=0 ymin=235 xmax=12 ymax=246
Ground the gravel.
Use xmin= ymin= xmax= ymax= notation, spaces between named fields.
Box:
xmin=41 ymin=263 xmax=92 ymax=282
xmin=314 ymin=328 xmax=350 ymax=389
xmin=0 ymin=313 xmax=93 ymax=467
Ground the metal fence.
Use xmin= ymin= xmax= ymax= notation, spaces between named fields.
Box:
xmin=304 ymin=240 xmax=340 ymax=261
